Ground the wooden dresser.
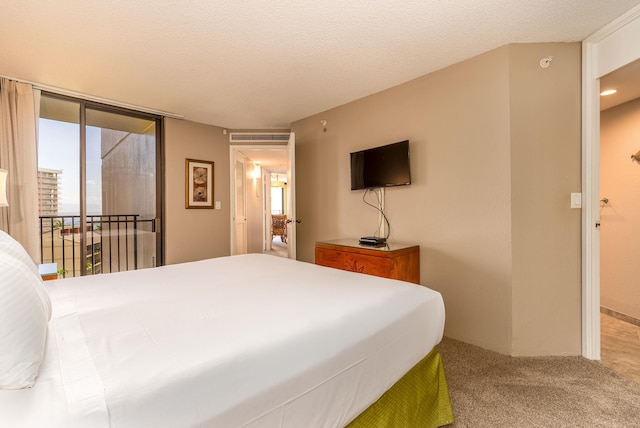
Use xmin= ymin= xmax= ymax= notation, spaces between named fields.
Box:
xmin=315 ymin=239 xmax=420 ymax=284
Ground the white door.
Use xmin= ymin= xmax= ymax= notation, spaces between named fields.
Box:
xmin=234 ymin=153 xmax=247 ymax=255
xmin=286 ymin=133 xmax=298 ymax=259
xmin=264 ymin=172 xmax=272 ymax=251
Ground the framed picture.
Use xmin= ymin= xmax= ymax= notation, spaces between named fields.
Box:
xmin=185 ymin=158 xmax=214 ymax=209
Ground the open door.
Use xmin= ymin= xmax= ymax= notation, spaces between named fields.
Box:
xmin=286 ymin=132 xmax=298 ymax=259
xmin=232 ymin=152 xmax=247 ymax=255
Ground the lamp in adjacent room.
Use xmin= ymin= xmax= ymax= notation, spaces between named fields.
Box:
xmin=0 ymin=169 xmax=8 ymax=207
xmin=253 ymin=163 xmax=261 ymax=197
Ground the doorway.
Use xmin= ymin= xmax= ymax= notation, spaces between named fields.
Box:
xmin=265 ymin=173 xmax=289 ymax=258
xmin=229 ymin=133 xmax=297 ymax=259
xmin=582 ymin=5 xmax=640 ymax=359
xmin=598 ymin=59 xmax=640 ymax=382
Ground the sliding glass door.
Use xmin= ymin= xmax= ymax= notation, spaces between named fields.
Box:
xmin=38 ymin=94 xmax=163 ymax=277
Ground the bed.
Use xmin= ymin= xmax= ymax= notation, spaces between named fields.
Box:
xmin=0 ymin=230 xmax=454 ymax=427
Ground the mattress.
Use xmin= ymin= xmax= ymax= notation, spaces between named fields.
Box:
xmin=0 ymin=254 xmax=446 ymax=427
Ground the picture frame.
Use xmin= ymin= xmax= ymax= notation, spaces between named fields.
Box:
xmin=185 ymin=158 xmax=214 ymax=209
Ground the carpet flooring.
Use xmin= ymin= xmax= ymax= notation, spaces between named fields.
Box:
xmin=437 ymin=336 xmax=640 ymax=427
xmin=264 ymin=238 xmax=288 ymax=258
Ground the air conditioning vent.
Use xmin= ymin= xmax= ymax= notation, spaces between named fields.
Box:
xmin=229 ymin=133 xmax=290 ymax=143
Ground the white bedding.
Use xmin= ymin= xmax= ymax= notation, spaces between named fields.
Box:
xmin=0 ymin=254 xmax=445 ymax=428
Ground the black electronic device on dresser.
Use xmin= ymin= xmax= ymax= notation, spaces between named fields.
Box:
xmin=358 ymin=236 xmax=387 ymax=246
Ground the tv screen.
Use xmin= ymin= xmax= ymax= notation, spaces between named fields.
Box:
xmin=350 ymin=140 xmax=411 ymax=190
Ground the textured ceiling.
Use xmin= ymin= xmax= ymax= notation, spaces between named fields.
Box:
xmin=1 ymin=0 xmax=639 ymax=129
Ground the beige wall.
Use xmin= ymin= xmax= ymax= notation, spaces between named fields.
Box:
xmin=291 ymin=43 xmax=582 ymax=356
xmin=508 ymin=44 xmax=582 ymax=356
xmin=600 ymin=97 xmax=640 ymax=320
xmin=164 ymin=118 xmax=230 ymax=264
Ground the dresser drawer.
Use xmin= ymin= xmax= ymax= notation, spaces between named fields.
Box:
xmin=315 ymin=248 xmax=392 ymax=277
xmin=315 ymin=240 xmax=420 ymax=284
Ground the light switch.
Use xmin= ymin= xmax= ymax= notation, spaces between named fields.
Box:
xmin=570 ymin=193 xmax=582 ymax=209
xmin=215 ymin=201 xmax=221 ymax=210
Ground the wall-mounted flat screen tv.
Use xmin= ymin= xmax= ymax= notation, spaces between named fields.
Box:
xmin=350 ymin=140 xmax=411 ymax=190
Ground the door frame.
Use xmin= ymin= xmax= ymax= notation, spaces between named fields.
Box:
xmin=229 ymin=141 xmax=295 ymax=258
xmin=582 ymin=4 xmax=640 ymax=359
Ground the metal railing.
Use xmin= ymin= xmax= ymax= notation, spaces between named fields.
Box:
xmin=39 ymin=214 xmax=155 ymax=278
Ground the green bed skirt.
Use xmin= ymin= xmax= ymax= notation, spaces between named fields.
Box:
xmin=346 ymin=347 xmax=454 ymax=428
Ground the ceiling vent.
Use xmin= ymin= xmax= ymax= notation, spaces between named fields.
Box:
xmin=229 ymin=133 xmax=290 ymax=143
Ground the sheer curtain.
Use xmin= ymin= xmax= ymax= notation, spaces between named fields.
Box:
xmin=0 ymin=78 xmax=40 ymax=261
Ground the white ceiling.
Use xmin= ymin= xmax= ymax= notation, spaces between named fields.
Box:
xmin=239 ymin=147 xmax=289 ymax=174
xmin=1 ymin=0 xmax=639 ymax=129
xmin=600 ymin=58 xmax=640 ymax=111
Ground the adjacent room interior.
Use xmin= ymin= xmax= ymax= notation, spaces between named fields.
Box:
xmin=598 ymin=57 xmax=640 ymax=383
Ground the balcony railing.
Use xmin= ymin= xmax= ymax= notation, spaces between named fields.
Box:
xmin=39 ymin=214 xmax=155 ymax=278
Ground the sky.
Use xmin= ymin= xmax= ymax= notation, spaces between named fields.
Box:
xmin=38 ymin=119 xmax=103 ymax=214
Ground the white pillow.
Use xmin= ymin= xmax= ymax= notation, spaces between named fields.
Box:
xmin=0 ymin=230 xmax=39 ymax=277
xmin=0 ymin=233 xmax=51 ymax=389
xmin=0 ymin=230 xmax=51 ymax=320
